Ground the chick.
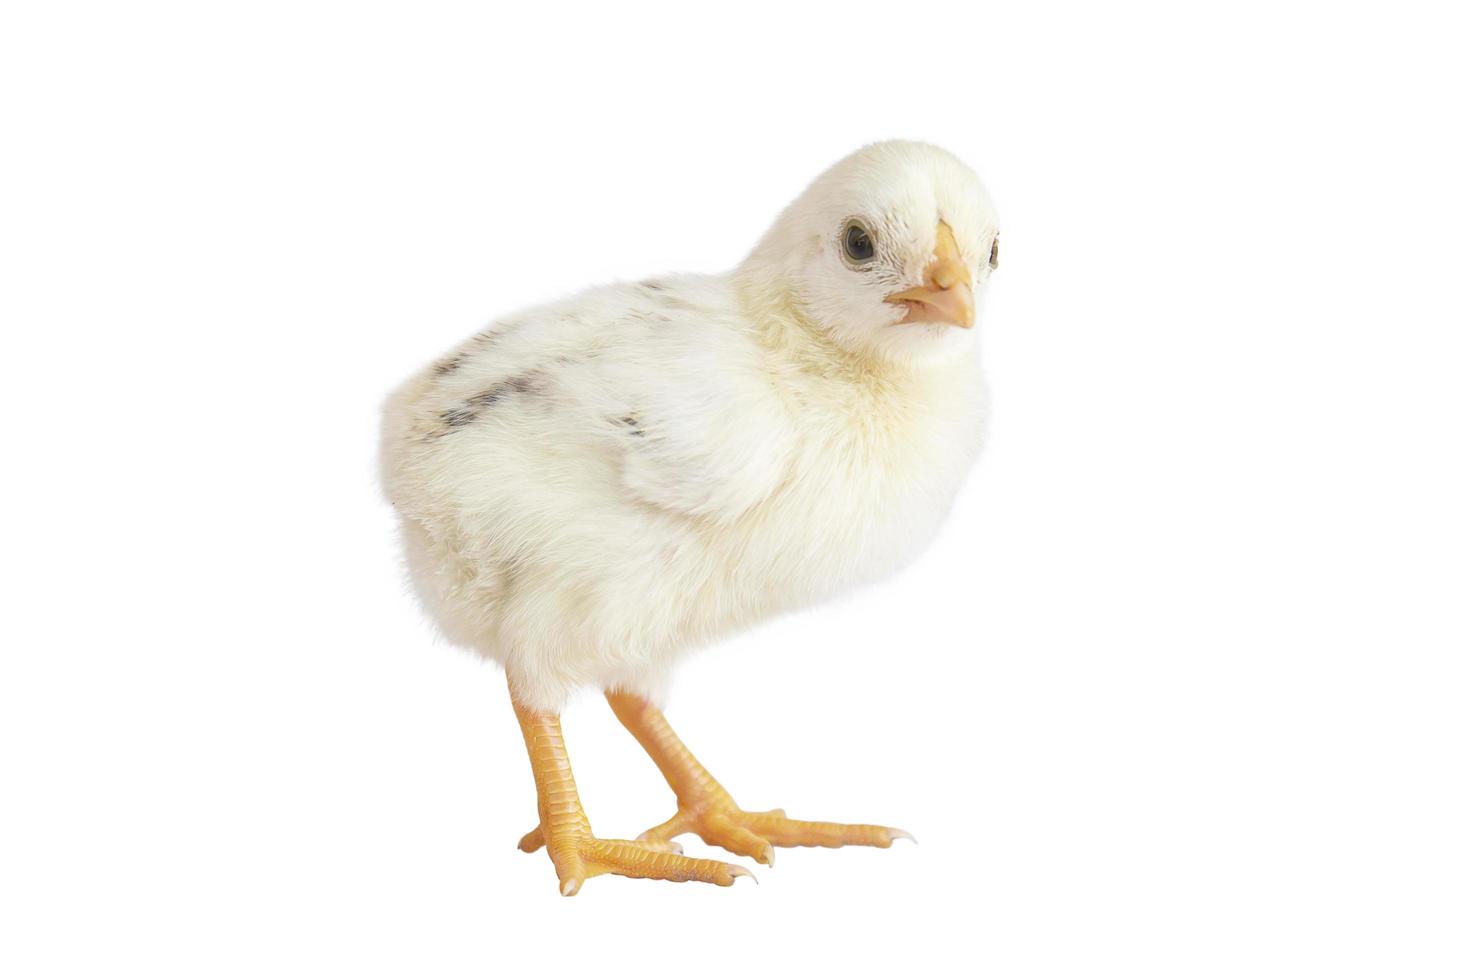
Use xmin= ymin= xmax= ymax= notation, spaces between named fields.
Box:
xmin=381 ymin=141 xmax=1000 ymax=895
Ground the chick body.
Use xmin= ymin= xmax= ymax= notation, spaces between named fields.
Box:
xmin=381 ymin=142 xmax=993 ymax=712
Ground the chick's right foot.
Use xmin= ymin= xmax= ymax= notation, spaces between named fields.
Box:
xmin=525 ymin=828 xmax=753 ymax=896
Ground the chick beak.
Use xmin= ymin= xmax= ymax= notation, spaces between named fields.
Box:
xmin=884 ymin=221 xmax=975 ymax=328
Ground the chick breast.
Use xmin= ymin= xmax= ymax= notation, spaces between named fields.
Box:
xmin=381 ymin=275 xmax=985 ymax=711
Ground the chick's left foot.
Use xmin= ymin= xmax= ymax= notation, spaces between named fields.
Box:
xmin=640 ymin=799 xmax=912 ymax=867
xmin=606 ymin=689 xmax=911 ymax=868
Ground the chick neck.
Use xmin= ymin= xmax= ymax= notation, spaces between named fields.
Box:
xmin=732 ymin=265 xmax=963 ymax=397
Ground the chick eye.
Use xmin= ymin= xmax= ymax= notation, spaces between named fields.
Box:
xmin=842 ymin=222 xmax=876 ymax=265
xmin=989 ymin=236 xmax=1000 ymax=270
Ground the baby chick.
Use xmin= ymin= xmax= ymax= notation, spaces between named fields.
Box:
xmin=381 ymin=141 xmax=1000 ymax=895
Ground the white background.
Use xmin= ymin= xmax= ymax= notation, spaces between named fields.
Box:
xmin=3 ymin=2 xmax=1467 ymax=977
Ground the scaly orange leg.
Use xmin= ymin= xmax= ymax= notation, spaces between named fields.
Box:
xmin=605 ymin=690 xmax=913 ymax=867
xmin=509 ymin=679 xmax=752 ymax=895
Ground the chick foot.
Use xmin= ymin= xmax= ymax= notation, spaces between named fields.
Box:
xmin=534 ymin=830 xmax=749 ymax=896
xmin=517 ymin=823 xmax=682 ymax=856
xmin=641 ymin=799 xmax=910 ymax=867
xmin=607 ymin=690 xmax=913 ymax=868
xmin=512 ymin=687 xmax=752 ymax=895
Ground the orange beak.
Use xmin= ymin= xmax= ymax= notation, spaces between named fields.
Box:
xmin=884 ymin=221 xmax=975 ymax=328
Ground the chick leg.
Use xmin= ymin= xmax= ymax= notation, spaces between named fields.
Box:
xmin=510 ymin=683 xmax=752 ymax=895
xmin=606 ymin=690 xmax=912 ymax=867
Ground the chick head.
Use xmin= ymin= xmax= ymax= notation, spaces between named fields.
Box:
xmin=742 ymin=140 xmax=1000 ymax=365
